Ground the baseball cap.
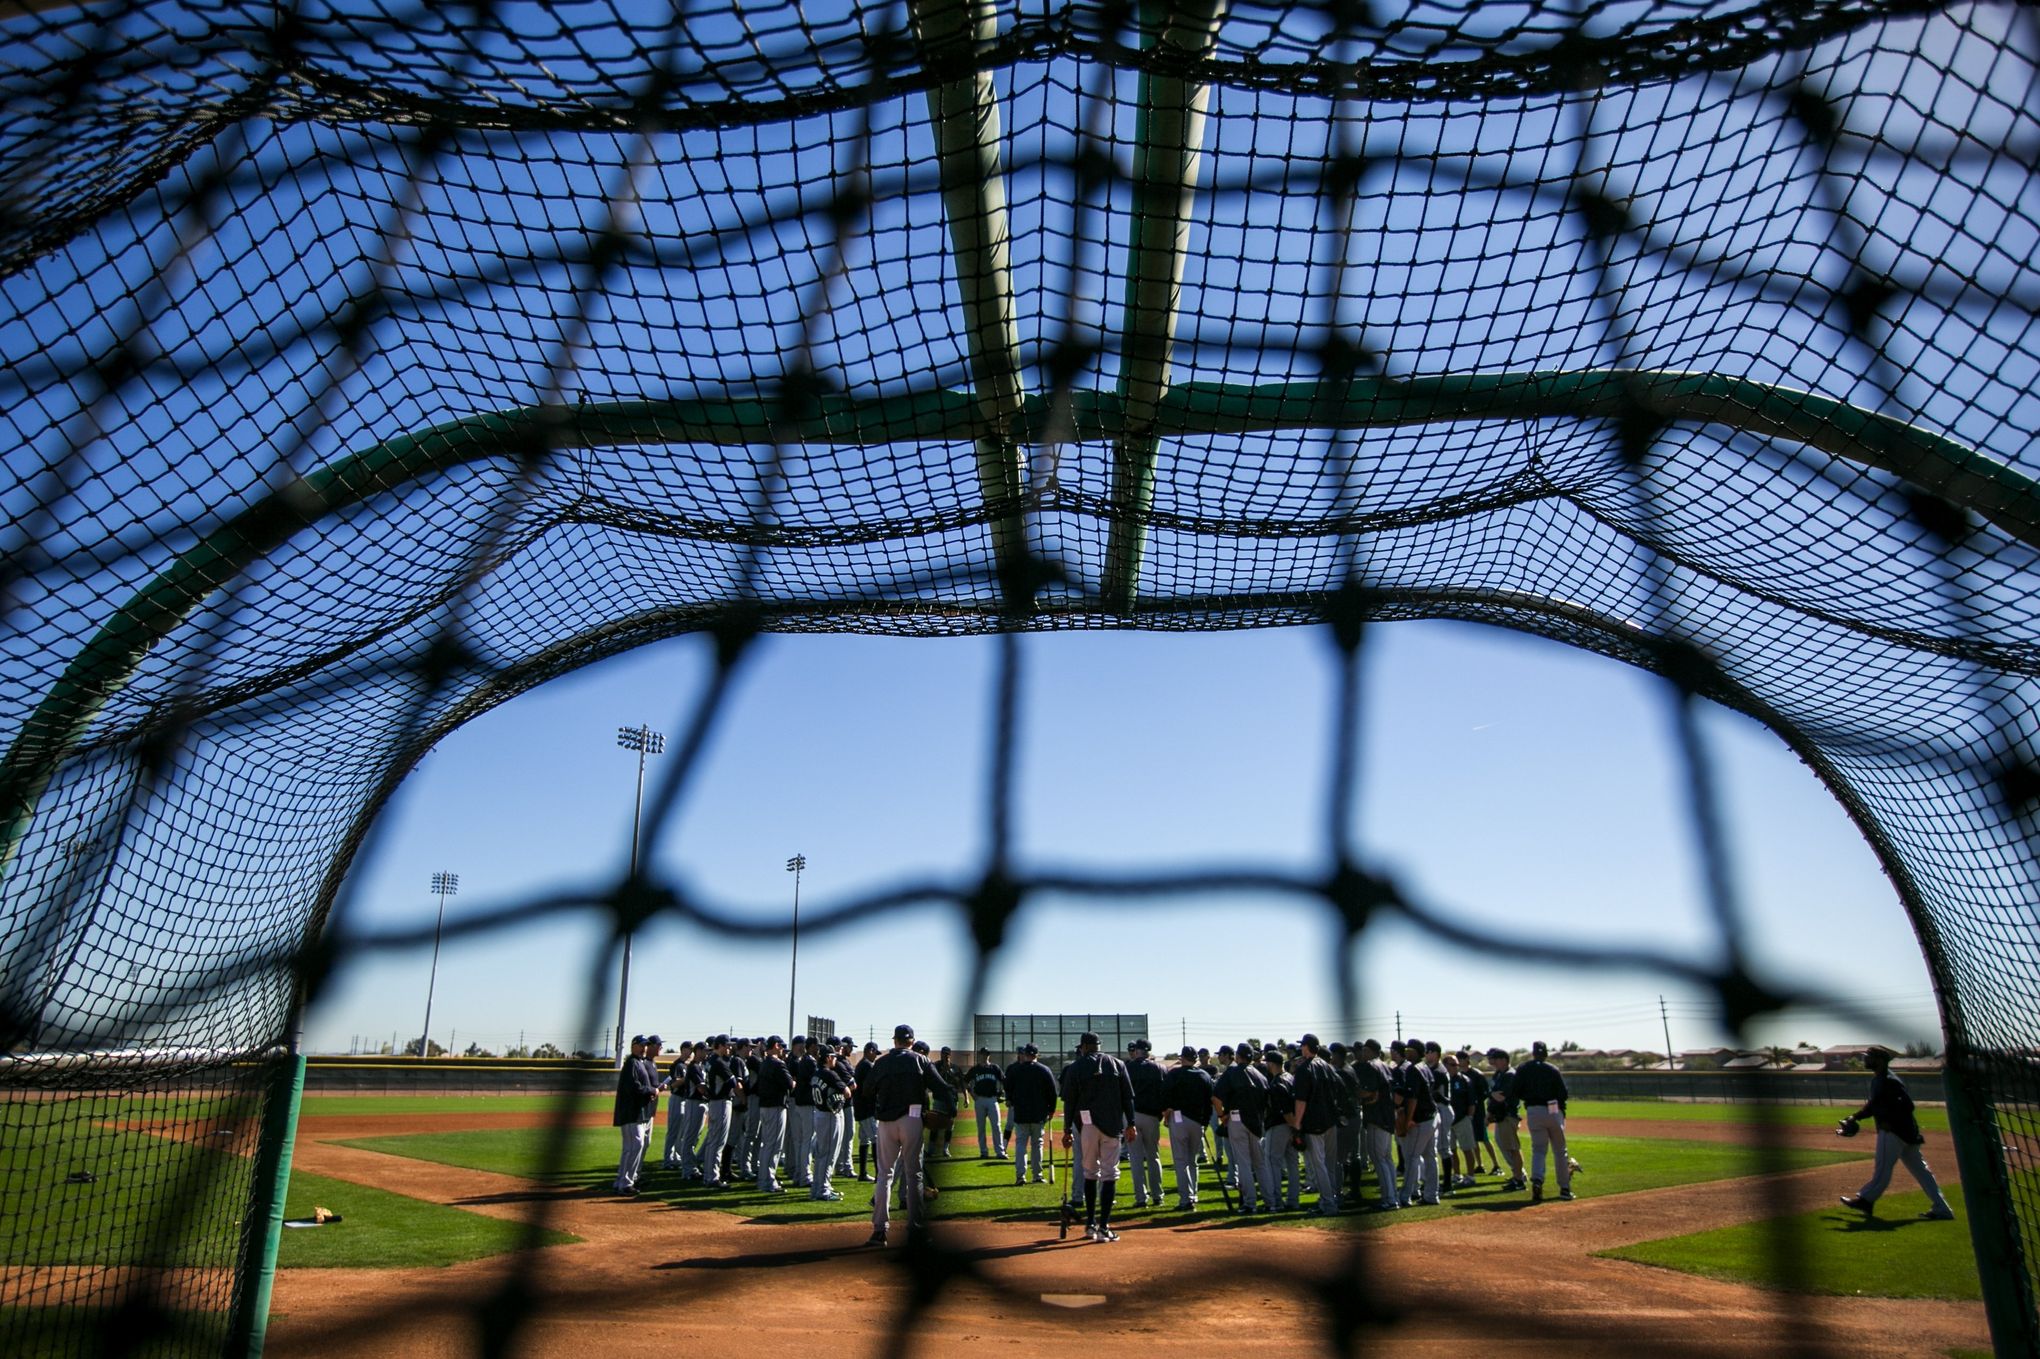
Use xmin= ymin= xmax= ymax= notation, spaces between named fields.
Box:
xmin=630 ymin=1034 xmax=646 ymax=1046
xmin=1486 ymin=1047 xmax=1509 ymax=1060
xmin=1131 ymin=1037 xmax=1151 ymax=1052
xmin=1179 ymin=1044 xmax=1197 ymax=1060
xmin=1078 ymin=1031 xmax=1101 ymax=1048
xmin=894 ymin=1023 xmax=915 ymax=1041
xmin=1866 ymin=1044 xmax=1898 ymax=1061
xmin=1531 ymin=1040 xmax=1549 ymax=1056
xmin=766 ymin=1034 xmax=785 ymax=1048
xmin=645 ymin=1034 xmax=663 ymax=1045
xmin=1328 ymin=1041 xmax=1346 ymax=1055
xmin=912 ymin=1040 xmax=930 ymax=1054
xmin=1299 ymin=1032 xmax=1321 ymax=1050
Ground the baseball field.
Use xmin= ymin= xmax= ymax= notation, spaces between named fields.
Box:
xmin=3 ymin=1092 xmax=1994 ymax=1356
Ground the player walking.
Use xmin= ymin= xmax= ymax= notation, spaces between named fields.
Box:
xmin=1213 ymin=1044 xmax=1268 ymax=1213
xmin=1838 ymin=1044 xmax=1955 ymax=1220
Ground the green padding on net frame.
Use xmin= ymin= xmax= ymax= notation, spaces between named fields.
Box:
xmin=4 ymin=369 xmax=2037 ymax=881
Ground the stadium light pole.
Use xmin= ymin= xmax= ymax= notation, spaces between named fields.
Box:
xmin=418 ymin=872 xmax=458 ymax=1058
xmin=786 ymin=854 xmax=806 ymax=1040
xmin=614 ymin=724 xmax=665 ymax=1066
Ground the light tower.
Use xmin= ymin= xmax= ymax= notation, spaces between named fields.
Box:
xmin=418 ymin=871 xmax=458 ymax=1058
xmin=786 ymin=853 xmax=806 ymax=1041
xmin=614 ymin=724 xmax=664 ymax=1064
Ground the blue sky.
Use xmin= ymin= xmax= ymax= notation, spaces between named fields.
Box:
xmin=308 ymin=614 xmax=1945 ymax=1058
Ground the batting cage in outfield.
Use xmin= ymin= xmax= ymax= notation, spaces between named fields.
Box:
xmin=1 ymin=0 xmax=2038 ymax=1354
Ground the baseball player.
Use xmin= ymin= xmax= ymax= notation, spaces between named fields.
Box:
xmin=1395 ymin=1039 xmax=1439 ymax=1206
xmin=1838 ymin=1044 xmax=1955 ymax=1220
xmin=786 ymin=1035 xmax=816 ymax=1188
xmin=809 ymin=1042 xmax=851 ymax=1201
xmin=1061 ymin=1030 xmax=1138 ymax=1241
xmin=750 ymin=1036 xmax=794 ymax=1193
xmin=1485 ymin=1047 xmax=1525 ymax=1190
xmin=852 ymin=1040 xmax=881 ymax=1180
xmin=1260 ymin=1047 xmax=1302 ymax=1212
xmin=1290 ymin=1035 xmax=1342 ymax=1216
xmin=1353 ymin=1039 xmax=1399 ymax=1210
xmin=834 ymin=1036 xmax=859 ymax=1176
xmin=1203 ymin=1047 xmax=1228 ymax=1171
xmin=1003 ymin=1043 xmax=1058 ymax=1183
xmin=933 ymin=1047 xmax=962 ymax=1157
xmin=866 ymin=1023 xmax=944 ymax=1246
xmin=1159 ymin=1044 xmax=1216 ymax=1211
xmin=612 ymin=1035 xmax=661 ymax=1197
xmin=1458 ymin=1048 xmax=1501 ymax=1175
xmin=1125 ymin=1038 xmax=1167 ymax=1209
xmin=673 ymin=1036 xmax=705 ymax=1167
xmin=1212 ymin=1043 xmax=1268 ymax=1212
xmin=965 ymin=1047 xmax=1008 ymax=1158
xmin=1444 ymin=1052 xmax=1477 ymax=1190
xmin=698 ymin=1034 xmax=742 ymax=1187
xmin=730 ymin=1037 xmax=757 ymax=1180
xmin=1513 ymin=1040 xmax=1574 ymax=1202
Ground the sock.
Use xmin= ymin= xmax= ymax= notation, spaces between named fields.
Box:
xmin=1100 ymin=1178 xmax=1117 ymax=1228
xmin=1083 ymin=1177 xmax=1098 ymax=1223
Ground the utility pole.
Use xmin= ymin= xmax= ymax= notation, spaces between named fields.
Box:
xmin=1395 ymin=1010 xmax=1402 ymax=1043
xmin=1660 ymin=995 xmax=1677 ymax=1071
xmin=786 ymin=854 xmax=807 ymax=1039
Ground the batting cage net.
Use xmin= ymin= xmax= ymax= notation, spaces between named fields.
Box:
xmin=1 ymin=0 xmax=2037 ymax=1353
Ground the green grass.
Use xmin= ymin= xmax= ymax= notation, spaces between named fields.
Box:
xmin=1574 ymin=1100 xmax=1950 ymax=1134
xmin=1 ymin=1110 xmax=250 ymax=1267
xmin=333 ymin=1124 xmax=1865 ymax=1232
xmin=0 ymin=1104 xmax=574 ymax=1269
xmin=276 ymin=1169 xmax=576 ymax=1267
xmin=1599 ymin=1190 xmax=1980 ymax=1300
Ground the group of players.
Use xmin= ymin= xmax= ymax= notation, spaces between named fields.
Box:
xmin=613 ymin=1023 xmax=1585 ymax=1243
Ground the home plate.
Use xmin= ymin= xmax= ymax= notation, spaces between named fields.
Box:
xmin=1040 ymin=1294 xmax=1108 ymax=1309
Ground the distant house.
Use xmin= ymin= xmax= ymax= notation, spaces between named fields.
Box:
xmin=1821 ymin=1045 xmax=1869 ymax=1071
xmin=1676 ymin=1047 xmax=1738 ymax=1070
xmin=1891 ymin=1055 xmax=1944 ymax=1073
xmin=1721 ymin=1052 xmax=1778 ymax=1069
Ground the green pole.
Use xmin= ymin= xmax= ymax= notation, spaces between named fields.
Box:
xmin=225 ymin=1023 xmax=306 ymax=1359
xmin=1940 ymin=1038 xmax=2038 ymax=1355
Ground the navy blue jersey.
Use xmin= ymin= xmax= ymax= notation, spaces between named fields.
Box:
xmin=1512 ymin=1058 xmax=1568 ymax=1111
xmin=1855 ymin=1071 xmax=1925 ymax=1144
xmin=1061 ymin=1051 xmax=1138 ymax=1138
xmin=1293 ymin=1057 xmax=1339 ymax=1135
xmin=1488 ymin=1067 xmax=1520 ymax=1119
xmin=966 ymin=1062 xmax=1005 ymax=1099
xmin=1357 ymin=1059 xmax=1396 ymax=1130
xmin=1395 ymin=1062 xmax=1436 ymax=1124
xmin=612 ymin=1056 xmax=662 ymax=1127
xmin=867 ymin=1048 xmax=944 ymax=1121
xmin=751 ymin=1054 xmax=794 ymax=1104
xmin=790 ymin=1053 xmax=817 ymax=1105
xmin=1214 ymin=1063 xmax=1268 ymax=1135
xmin=1160 ymin=1065 xmax=1217 ymax=1124
xmin=1004 ymin=1059 xmax=1059 ymax=1124
xmin=1128 ymin=1056 xmax=1168 ymax=1115
xmin=1262 ymin=1069 xmax=1297 ymax=1128
xmin=811 ymin=1063 xmax=851 ymax=1113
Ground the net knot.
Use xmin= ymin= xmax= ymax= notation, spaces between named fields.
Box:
xmin=965 ymin=870 xmax=1022 ymax=956
xmin=1713 ymin=968 xmax=1787 ymax=1035
xmin=1325 ymin=859 xmax=1393 ymax=936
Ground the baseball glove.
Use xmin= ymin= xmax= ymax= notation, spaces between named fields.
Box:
xmin=1836 ymin=1117 xmax=1861 ymax=1138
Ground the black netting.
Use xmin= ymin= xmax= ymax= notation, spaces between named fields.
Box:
xmin=2 ymin=0 xmax=2038 ymax=1354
